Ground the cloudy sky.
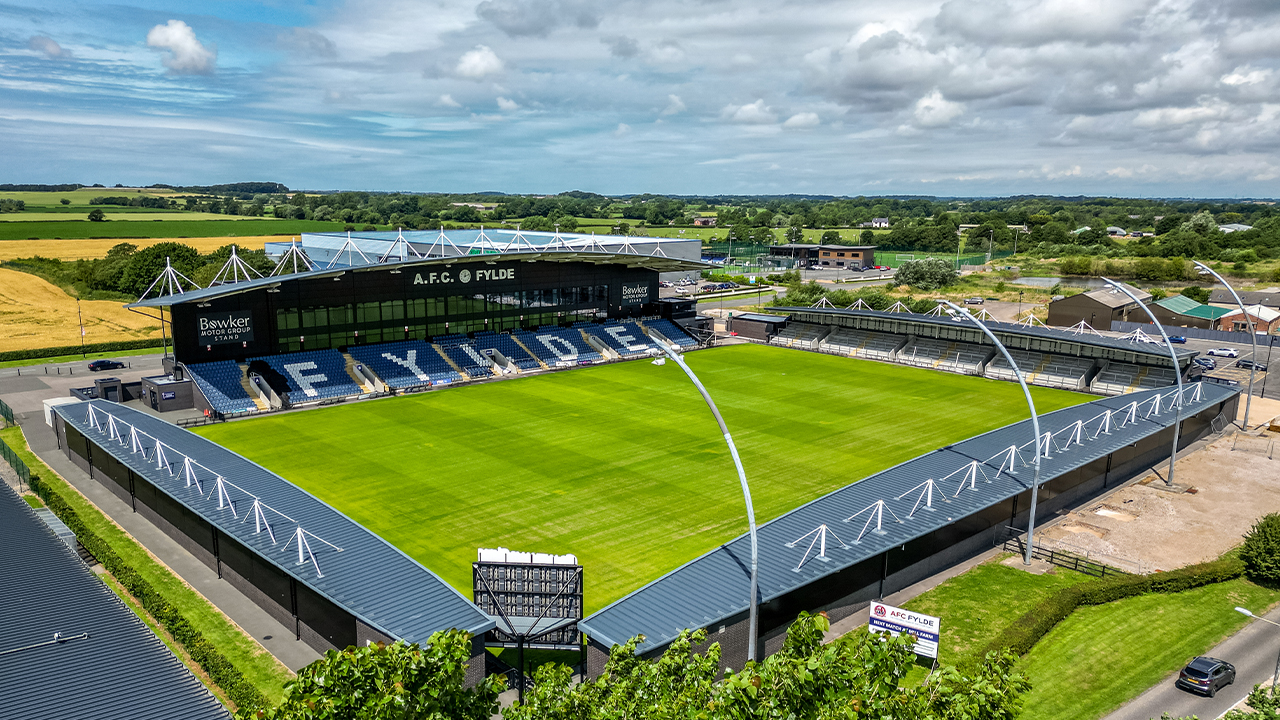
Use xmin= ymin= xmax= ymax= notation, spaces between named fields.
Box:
xmin=2 ymin=0 xmax=1279 ymax=196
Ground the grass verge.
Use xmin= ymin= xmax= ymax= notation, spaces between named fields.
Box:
xmin=901 ymin=558 xmax=1094 ymax=667
xmin=1018 ymin=577 xmax=1280 ymax=720
xmin=0 ymin=424 xmax=293 ymax=705
xmin=0 ymin=348 xmax=161 ymax=369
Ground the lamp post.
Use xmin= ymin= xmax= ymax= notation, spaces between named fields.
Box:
xmin=649 ymin=335 xmax=759 ymax=662
xmin=940 ymin=300 xmax=1043 ymax=565
xmin=1236 ymin=607 xmax=1280 ymax=696
xmin=1194 ymin=262 xmax=1257 ymax=431
xmin=1101 ymin=278 xmax=1184 ymax=487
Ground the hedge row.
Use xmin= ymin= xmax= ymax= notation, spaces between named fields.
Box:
xmin=0 ymin=338 xmax=165 ymax=363
xmin=27 ymin=470 xmax=268 ymax=711
xmin=974 ymin=557 xmax=1245 ymax=663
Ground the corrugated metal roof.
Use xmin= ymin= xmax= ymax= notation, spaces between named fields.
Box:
xmin=773 ymin=307 xmax=1196 ymax=363
xmin=54 ymin=400 xmax=495 ymax=644
xmin=1156 ymin=295 xmax=1231 ymax=320
xmin=579 ymin=384 xmax=1237 ymax=653
xmin=0 ymin=483 xmax=230 ymax=720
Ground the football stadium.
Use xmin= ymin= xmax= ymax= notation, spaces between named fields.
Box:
xmin=45 ymin=229 xmax=1240 ymax=684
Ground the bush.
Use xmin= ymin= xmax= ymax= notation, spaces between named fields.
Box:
xmin=1240 ymin=514 xmax=1280 ymax=585
xmin=0 ymin=338 xmax=165 ymax=363
xmin=976 ymin=558 xmax=1244 ymax=663
xmin=893 ymin=257 xmax=958 ymax=290
xmin=1181 ymin=286 xmax=1210 ymax=304
xmin=26 ymin=469 xmax=268 ymax=711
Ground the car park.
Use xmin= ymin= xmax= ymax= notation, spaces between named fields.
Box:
xmin=1168 ymin=336 xmax=1187 ymax=344
xmin=1207 ymin=348 xmax=1239 ymax=358
xmin=88 ymin=359 xmax=126 ymax=371
xmin=1176 ymin=656 xmax=1235 ymax=697
xmin=1237 ymin=359 xmax=1268 ymax=371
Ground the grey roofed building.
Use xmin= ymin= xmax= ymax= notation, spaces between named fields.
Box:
xmin=579 ymin=383 xmax=1236 ymax=659
xmin=53 ymin=400 xmax=496 ymax=647
xmin=0 ymin=483 xmax=230 ymax=720
xmin=1046 ymin=283 xmax=1153 ymax=331
xmin=1209 ymin=289 xmax=1280 ymax=310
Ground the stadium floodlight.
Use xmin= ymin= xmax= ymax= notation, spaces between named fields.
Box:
xmin=1101 ymin=279 xmax=1184 ymax=488
xmin=1194 ymin=261 xmax=1257 ymax=431
xmin=648 ymin=334 xmax=760 ymax=664
xmin=940 ymin=299 xmax=1043 ymax=566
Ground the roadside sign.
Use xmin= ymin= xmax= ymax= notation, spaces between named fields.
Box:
xmin=868 ymin=601 xmax=940 ymax=658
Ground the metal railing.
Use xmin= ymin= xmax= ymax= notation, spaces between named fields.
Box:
xmin=0 ymin=397 xmax=14 ymax=425
xmin=0 ymin=435 xmax=31 ymax=486
xmin=1001 ymin=533 xmax=1129 ymax=578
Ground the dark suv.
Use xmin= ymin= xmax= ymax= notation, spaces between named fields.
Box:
xmin=1176 ymin=656 xmax=1235 ymax=697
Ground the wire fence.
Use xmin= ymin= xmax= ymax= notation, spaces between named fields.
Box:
xmin=0 ymin=397 xmax=13 ymax=425
xmin=0 ymin=435 xmax=31 ymax=485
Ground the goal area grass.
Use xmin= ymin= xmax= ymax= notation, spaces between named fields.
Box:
xmin=194 ymin=343 xmax=1088 ymax=612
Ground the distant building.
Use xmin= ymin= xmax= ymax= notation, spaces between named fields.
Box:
xmin=1046 ymin=283 xmax=1152 ymax=331
xmin=1208 ymin=289 xmax=1280 ymax=311
xmin=769 ymin=244 xmax=876 ymax=268
xmin=1106 ymin=226 xmax=1127 ymax=236
xmin=1218 ymin=223 xmax=1253 ymax=233
xmin=871 ymin=217 xmax=890 ymax=228
xmin=693 ymin=217 xmax=716 ymax=227
xmin=1216 ymin=304 xmax=1280 ymax=335
xmin=1149 ymin=294 xmax=1231 ymax=330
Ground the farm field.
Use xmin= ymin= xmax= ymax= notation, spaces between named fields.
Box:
xmin=0 ymin=211 xmax=257 ymax=222
xmin=195 ymin=343 xmax=1088 ymax=611
xmin=0 ymin=235 xmax=287 ymax=261
xmin=0 ymin=187 xmax=187 ymax=204
xmin=0 ymin=219 xmax=350 ymax=241
xmin=0 ymin=267 xmax=161 ymax=351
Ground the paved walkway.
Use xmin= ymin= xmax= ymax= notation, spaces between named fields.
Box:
xmin=11 ymin=417 xmax=319 ymax=672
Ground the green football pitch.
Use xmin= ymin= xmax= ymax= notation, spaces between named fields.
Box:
xmin=194 ymin=343 xmax=1088 ymax=611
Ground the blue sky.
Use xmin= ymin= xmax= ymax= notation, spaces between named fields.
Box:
xmin=2 ymin=0 xmax=1280 ymax=196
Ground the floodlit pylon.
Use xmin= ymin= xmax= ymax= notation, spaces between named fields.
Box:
xmin=786 ymin=524 xmax=849 ymax=571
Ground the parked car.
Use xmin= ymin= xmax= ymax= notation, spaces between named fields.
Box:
xmin=874 ymin=265 xmax=889 ymax=271
xmin=88 ymin=359 xmax=126 ymax=371
xmin=964 ymin=297 xmax=984 ymax=305
xmin=1237 ymin=359 xmax=1269 ymax=371
xmin=658 ymin=281 xmax=672 ymax=288
xmin=1168 ymin=336 xmax=1187 ymax=344
xmin=1193 ymin=357 xmax=1216 ymax=370
xmin=1176 ymin=656 xmax=1235 ymax=697
xmin=1207 ymin=348 xmax=1240 ymax=358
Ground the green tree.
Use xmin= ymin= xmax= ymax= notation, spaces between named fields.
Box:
xmin=1180 ymin=211 xmax=1219 ymax=237
xmin=821 ymin=230 xmax=842 ymax=243
xmin=894 ymin=257 xmax=958 ymax=290
xmin=861 ymin=229 xmax=875 ymax=244
xmin=87 ymin=208 xmax=106 ymax=222
xmin=1180 ymin=286 xmax=1211 ymax=304
xmin=1240 ymin=513 xmax=1280 ymax=585
xmin=249 ymin=631 xmax=503 ymax=720
xmin=60 ymin=198 xmax=71 ymax=205
xmin=118 ymin=242 xmax=202 ymax=297
xmin=784 ymin=225 xmax=803 ymax=243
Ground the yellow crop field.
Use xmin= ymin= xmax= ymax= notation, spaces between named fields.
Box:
xmin=0 ymin=268 xmax=164 ymax=352
xmin=0 ymin=235 xmax=285 ymax=262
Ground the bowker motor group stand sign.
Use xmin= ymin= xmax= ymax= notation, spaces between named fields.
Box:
xmin=868 ymin=601 xmax=941 ymax=659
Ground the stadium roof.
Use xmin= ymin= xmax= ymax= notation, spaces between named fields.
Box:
xmin=0 ymin=484 xmax=229 ymax=720
xmin=579 ymin=383 xmax=1237 ymax=654
xmin=127 ymin=230 xmax=706 ymax=309
xmin=772 ymin=307 xmax=1198 ymax=363
xmin=54 ymin=400 xmax=496 ymax=643
xmin=1154 ymin=295 xmax=1231 ymax=320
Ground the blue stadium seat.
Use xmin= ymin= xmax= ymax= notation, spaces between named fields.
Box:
xmin=248 ymin=349 xmax=363 ymax=404
xmin=184 ymin=361 xmax=258 ymax=414
xmin=474 ymin=333 xmax=542 ymax=370
xmin=643 ymin=319 xmax=698 ymax=348
xmin=582 ymin=321 xmax=657 ymax=358
xmin=433 ymin=336 xmax=494 ymax=378
xmin=512 ymin=327 xmax=603 ymax=365
xmin=348 ymin=341 xmax=462 ymax=388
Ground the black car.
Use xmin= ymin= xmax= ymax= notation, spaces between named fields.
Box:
xmin=1237 ymin=359 xmax=1269 ymax=372
xmin=1193 ymin=357 xmax=1216 ymax=370
xmin=88 ymin=359 xmax=126 ymax=372
xmin=1176 ymin=656 xmax=1235 ymax=697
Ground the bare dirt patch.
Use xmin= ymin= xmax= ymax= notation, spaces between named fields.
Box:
xmin=1038 ymin=430 xmax=1280 ymax=573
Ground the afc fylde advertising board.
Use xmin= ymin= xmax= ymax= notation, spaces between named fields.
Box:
xmin=868 ymin=601 xmax=941 ymax=659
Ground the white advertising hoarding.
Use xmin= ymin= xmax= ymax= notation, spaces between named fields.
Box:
xmin=868 ymin=601 xmax=941 ymax=659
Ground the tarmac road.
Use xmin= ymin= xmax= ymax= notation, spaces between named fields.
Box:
xmin=1103 ymin=604 xmax=1280 ymax=720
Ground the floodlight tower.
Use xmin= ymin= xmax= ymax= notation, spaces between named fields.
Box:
xmin=939 ymin=300 xmax=1043 ymax=566
xmin=1193 ymin=262 xmax=1257 ymax=430
xmin=1100 ymin=279 xmax=1184 ymax=487
xmin=649 ymin=335 xmax=759 ymax=663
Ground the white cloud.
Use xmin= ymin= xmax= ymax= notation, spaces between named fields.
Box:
xmin=1222 ymin=67 xmax=1271 ymax=86
xmin=28 ymin=36 xmax=69 ymax=59
xmin=783 ymin=112 xmax=820 ymax=128
xmin=912 ymin=90 xmax=963 ymax=127
xmin=661 ymin=94 xmax=686 ymax=116
xmin=456 ymin=45 xmax=503 ymax=80
xmin=146 ymin=20 xmax=216 ymax=75
xmin=614 ymin=122 xmax=631 ymax=136
xmin=722 ymin=99 xmax=776 ymax=124
xmin=439 ymin=94 xmax=461 ymax=107
xmin=496 ymin=96 xmax=519 ymax=111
